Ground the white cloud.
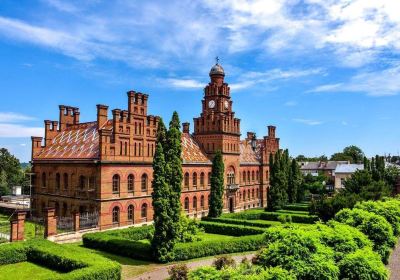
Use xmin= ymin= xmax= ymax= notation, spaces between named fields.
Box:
xmin=0 ymin=124 xmax=43 ymax=138
xmin=165 ymin=78 xmax=204 ymax=89
xmin=284 ymin=101 xmax=297 ymax=107
xmin=293 ymin=118 xmax=323 ymax=126
xmin=309 ymin=65 xmax=400 ymax=96
xmin=0 ymin=112 xmax=36 ymax=122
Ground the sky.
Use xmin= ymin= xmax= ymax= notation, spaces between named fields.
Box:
xmin=0 ymin=0 xmax=400 ymax=162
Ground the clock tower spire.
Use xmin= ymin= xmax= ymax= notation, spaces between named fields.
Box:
xmin=193 ymin=61 xmax=241 ymax=156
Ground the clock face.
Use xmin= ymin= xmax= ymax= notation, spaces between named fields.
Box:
xmin=224 ymin=100 xmax=229 ymax=109
xmin=208 ymin=100 xmax=215 ymax=108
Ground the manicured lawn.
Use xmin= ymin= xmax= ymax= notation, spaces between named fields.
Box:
xmin=0 ymin=261 xmax=63 ymax=280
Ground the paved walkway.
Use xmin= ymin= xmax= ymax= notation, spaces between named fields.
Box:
xmin=130 ymin=253 xmax=255 ymax=280
xmin=388 ymin=239 xmax=400 ymax=280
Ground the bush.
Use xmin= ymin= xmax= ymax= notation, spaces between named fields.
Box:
xmin=189 ymin=264 xmax=295 ymax=280
xmin=222 ymin=209 xmax=264 ymax=220
xmin=173 ymin=234 xmax=266 ymax=261
xmin=104 ymin=225 xmax=154 ymax=241
xmin=201 ymin=217 xmax=276 ymax=229
xmin=83 ymin=233 xmax=153 ymax=261
xmin=282 ymin=203 xmax=310 ymax=212
xmin=178 ymin=213 xmax=203 ymax=242
xmin=212 ymin=255 xmax=235 ymax=270
xmin=255 ymin=231 xmax=339 ymax=280
xmin=260 ymin=212 xmax=317 ymax=224
xmin=338 ymin=248 xmax=388 ymax=280
xmin=334 ymin=208 xmax=396 ymax=263
xmin=199 ymin=221 xmax=265 ymax=236
xmin=355 ymin=200 xmax=400 ymax=236
xmin=0 ymin=240 xmax=121 ymax=280
xmin=168 ymin=264 xmax=189 ymax=280
xmin=277 ymin=214 xmax=292 ymax=224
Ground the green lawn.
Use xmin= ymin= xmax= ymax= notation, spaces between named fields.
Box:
xmin=0 ymin=261 xmax=64 ymax=280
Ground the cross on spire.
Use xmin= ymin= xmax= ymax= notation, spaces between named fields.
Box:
xmin=215 ymin=56 xmax=219 ymax=65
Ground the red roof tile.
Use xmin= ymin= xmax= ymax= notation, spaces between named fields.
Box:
xmin=181 ymin=133 xmax=211 ymax=164
xmin=34 ymin=122 xmax=99 ymax=160
xmin=240 ymin=140 xmax=262 ymax=164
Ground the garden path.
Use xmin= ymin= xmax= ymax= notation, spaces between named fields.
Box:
xmin=388 ymin=238 xmax=400 ymax=280
xmin=129 ymin=253 xmax=255 ymax=280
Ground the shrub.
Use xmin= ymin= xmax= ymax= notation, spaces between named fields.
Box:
xmin=221 ymin=209 xmax=264 ymax=220
xmin=256 ymin=231 xmax=339 ymax=280
xmin=0 ymin=240 xmax=121 ymax=280
xmin=172 ymin=234 xmax=265 ymax=261
xmin=83 ymin=233 xmax=153 ymax=261
xmin=260 ymin=211 xmax=317 ymax=224
xmin=178 ymin=213 xmax=203 ymax=242
xmin=277 ymin=214 xmax=292 ymax=224
xmin=188 ymin=264 xmax=295 ymax=280
xmin=168 ymin=264 xmax=189 ymax=280
xmin=201 ymin=217 xmax=276 ymax=229
xmin=282 ymin=203 xmax=310 ymax=212
xmin=199 ymin=221 xmax=265 ymax=236
xmin=0 ymin=242 xmax=27 ymax=265
xmin=334 ymin=208 xmax=396 ymax=263
xmin=355 ymin=200 xmax=400 ymax=236
xmin=212 ymin=255 xmax=235 ymax=270
xmin=338 ymin=248 xmax=388 ymax=280
xmin=106 ymin=225 xmax=154 ymax=241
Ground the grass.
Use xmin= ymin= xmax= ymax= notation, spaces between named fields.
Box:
xmin=0 ymin=261 xmax=64 ymax=280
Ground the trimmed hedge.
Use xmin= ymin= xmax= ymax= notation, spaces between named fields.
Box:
xmin=0 ymin=240 xmax=121 ymax=280
xmin=202 ymin=217 xmax=278 ymax=229
xmin=282 ymin=203 xmax=310 ymax=212
xmin=173 ymin=234 xmax=266 ymax=261
xmin=260 ymin=212 xmax=318 ymax=224
xmin=199 ymin=221 xmax=266 ymax=236
xmin=83 ymin=234 xmax=153 ymax=261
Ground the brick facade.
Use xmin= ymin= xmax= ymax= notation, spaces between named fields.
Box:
xmin=31 ymin=63 xmax=280 ymax=229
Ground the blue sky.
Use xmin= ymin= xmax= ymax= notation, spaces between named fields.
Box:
xmin=0 ymin=0 xmax=399 ymax=162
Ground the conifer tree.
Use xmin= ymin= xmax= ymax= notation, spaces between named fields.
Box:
xmin=165 ymin=111 xmax=183 ymax=241
xmin=208 ymin=150 xmax=225 ymax=217
xmin=267 ymin=150 xmax=289 ymax=210
xmin=288 ymin=159 xmax=303 ymax=203
xmin=151 ymin=141 xmax=174 ymax=262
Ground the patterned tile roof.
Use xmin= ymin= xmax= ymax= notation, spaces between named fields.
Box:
xmin=181 ymin=133 xmax=211 ymax=164
xmin=34 ymin=122 xmax=99 ymax=160
xmin=240 ymin=140 xmax=262 ymax=164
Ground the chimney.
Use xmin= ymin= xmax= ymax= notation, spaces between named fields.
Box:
xmin=96 ymin=104 xmax=109 ymax=128
xmin=127 ymin=90 xmax=136 ymax=113
xmin=182 ymin=122 xmax=190 ymax=133
xmin=73 ymin=109 xmax=80 ymax=124
xmin=31 ymin=136 xmax=43 ymax=159
xmin=268 ymin=125 xmax=276 ymax=138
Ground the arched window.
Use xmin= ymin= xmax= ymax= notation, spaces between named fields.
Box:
xmin=200 ymin=195 xmax=204 ymax=208
xmin=252 ymin=189 xmax=255 ymax=198
xmin=127 ymin=174 xmax=134 ymax=193
xmin=243 ymin=172 xmax=246 ymax=183
xmin=227 ymin=167 xmax=235 ymax=185
xmin=127 ymin=204 xmax=134 ymax=222
xmin=193 ymin=196 xmax=197 ymax=210
xmin=256 ymin=171 xmax=259 ymax=182
xmin=208 ymin=172 xmax=211 ymax=186
xmin=112 ymin=174 xmax=120 ymax=194
xmin=63 ymin=173 xmax=68 ymax=190
xmin=55 ymin=173 xmax=61 ymax=190
xmin=62 ymin=202 xmax=67 ymax=216
xmin=252 ymin=171 xmax=255 ymax=181
xmin=141 ymin=203 xmax=147 ymax=219
xmin=79 ymin=175 xmax=86 ymax=190
xmin=193 ymin=172 xmax=197 ymax=188
xmin=184 ymin=172 xmax=189 ymax=188
xmin=200 ymin=172 xmax=205 ymax=188
xmin=239 ymin=191 xmax=242 ymax=202
xmin=184 ymin=197 xmax=189 ymax=211
xmin=112 ymin=206 xmax=120 ymax=224
xmin=247 ymin=171 xmax=250 ymax=183
xmin=248 ymin=189 xmax=250 ymax=200
xmin=42 ymin=172 xmax=46 ymax=188
xmin=141 ymin=174 xmax=148 ymax=191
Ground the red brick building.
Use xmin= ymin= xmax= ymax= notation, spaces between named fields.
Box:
xmin=30 ymin=63 xmax=280 ymax=229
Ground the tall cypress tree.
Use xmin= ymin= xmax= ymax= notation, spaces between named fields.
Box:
xmin=288 ymin=158 xmax=302 ymax=203
xmin=165 ymin=111 xmax=183 ymax=241
xmin=268 ymin=150 xmax=289 ymax=210
xmin=208 ymin=150 xmax=225 ymax=217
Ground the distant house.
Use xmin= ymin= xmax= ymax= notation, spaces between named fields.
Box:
xmin=334 ymin=164 xmax=364 ymax=191
xmin=299 ymin=161 xmax=349 ymax=178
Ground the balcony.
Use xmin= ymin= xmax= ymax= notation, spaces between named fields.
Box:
xmin=227 ymin=184 xmax=239 ymax=191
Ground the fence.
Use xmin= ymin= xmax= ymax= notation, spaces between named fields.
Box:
xmin=79 ymin=211 xmax=99 ymax=230
xmin=0 ymin=220 xmax=10 ymax=242
xmin=57 ymin=216 xmax=74 ymax=232
xmin=26 ymin=216 xmax=44 ymax=239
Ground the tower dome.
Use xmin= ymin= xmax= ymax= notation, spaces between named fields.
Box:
xmin=209 ymin=63 xmax=225 ymax=77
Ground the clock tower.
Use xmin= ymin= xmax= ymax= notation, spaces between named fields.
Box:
xmin=193 ymin=62 xmax=241 ymax=157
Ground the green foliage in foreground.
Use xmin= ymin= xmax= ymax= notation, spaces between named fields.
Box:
xmin=0 ymin=239 xmax=121 ymax=280
xmin=335 ymin=208 xmax=396 ymax=263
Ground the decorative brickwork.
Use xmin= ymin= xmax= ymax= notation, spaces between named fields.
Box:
xmin=31 ymin=63 xmax=280 ymax=229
